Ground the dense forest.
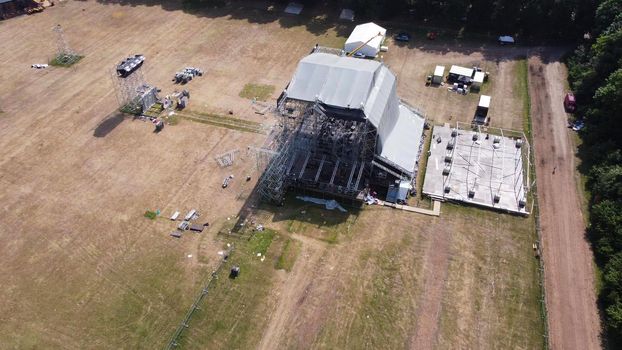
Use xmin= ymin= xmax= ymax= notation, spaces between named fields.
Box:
xmin=275 ymin=0 xmax=599 ymax=40
xmin=567 ymin=0 xmax=622 ymax=344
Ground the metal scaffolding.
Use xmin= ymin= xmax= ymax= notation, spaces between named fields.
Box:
xmin=257 ymin=98 xmax=377 ymax=203
xmin=52 ymin=25 xmax=81 ymax=66
xmin=109 ymin=65 xmax=158 ymax=114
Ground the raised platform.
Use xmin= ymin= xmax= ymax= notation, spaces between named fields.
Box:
xmin=422 ymin=123 xmax=530 ymax=215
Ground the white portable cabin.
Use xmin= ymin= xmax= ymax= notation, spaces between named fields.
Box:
xmin=433 ymin=65 xmax=445 ymax=84
xmin=472 ymin=71 xmax=485 ymax=89
xmin=448 ymin=65 xmax=474 ymax=81
xmin=478 ymin=95 xmax=491 ymax=109
xmin=474 ymin=95 xmax=491 ymax=125
xmin=344 ymin=22 xmax=386 ymax=58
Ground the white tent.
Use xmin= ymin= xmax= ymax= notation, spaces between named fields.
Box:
xmin=284 ymin=2 xmax=303 ymax=15
xmin=433 ymin=65 xmax=445 ymax=84
xmin=449 ymin=65 xmax=474 ymax=79
xmin=498 ymin=35 xmax=515 ymax=44
xmin=478 ymin=95 xmax=491 ymax=108
xmin=344 ymin=22 xmax=386 ymax=58
xmin=339 ymin=8 xmax=354 ymax=21
xmin=285 ymin=53 xmax=425 ymax=174
xmin=472 ymin=71 xmax=485 ymax=89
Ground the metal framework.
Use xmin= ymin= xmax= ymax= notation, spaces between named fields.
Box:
xmin=110 ymin=65 xmax=156 ymax=114
xmin=257 ymin=98 xmax=377 ymax=203
xmin=52 ymin=25 xmax=81 ymax=65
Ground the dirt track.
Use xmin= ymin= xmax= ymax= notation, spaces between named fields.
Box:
xmin=528 ymin=56 xmax=601 ymax=349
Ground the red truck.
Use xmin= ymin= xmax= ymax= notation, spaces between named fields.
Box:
xmin=564 ymin=92 xmax=577 ymax=113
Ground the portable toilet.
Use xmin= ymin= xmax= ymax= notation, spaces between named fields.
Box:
xmin=432 ymin=65 xmax=445 ymax=84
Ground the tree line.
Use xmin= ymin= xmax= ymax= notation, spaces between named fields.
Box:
xmin=567 ymin=0 xmax=622 ymax=344
xmin=279 ymin=0 xmax=598 ymax=40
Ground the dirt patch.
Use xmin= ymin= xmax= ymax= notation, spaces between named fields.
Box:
xmin=409 ymin=224 xmax=451 ymax=348
xmin=528 ymin=55 xmax=601 ymax=350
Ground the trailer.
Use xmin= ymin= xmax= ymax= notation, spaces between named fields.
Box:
xmin=116 ymin=55 xmax=145 ymax=77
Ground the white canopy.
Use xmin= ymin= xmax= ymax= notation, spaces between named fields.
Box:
xmin=473 ymin=71 xmax=485 ymax=84
xmin=344 ymin=22 xmax=386 ymax=57
xmin=449 ymin=65 xmax=474 ymax=78
xmin=479 ymin=95 xmax=491 ymax=108
xmin=284 ymin=2 xmax=303 ymax=15
xmin=434 ymin=65 xmax=445 ymax=77
xmin=498 ymin=35 xmax=515 ymax=43
xmin=339 ymin=8 xmax=354 ymax=21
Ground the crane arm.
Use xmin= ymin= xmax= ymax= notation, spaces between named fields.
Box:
xmin=347 ymin=32 xmax=383 ymax=57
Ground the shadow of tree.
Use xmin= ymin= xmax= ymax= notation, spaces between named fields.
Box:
xmin=95 ymin=0 xmax=353 ymax=38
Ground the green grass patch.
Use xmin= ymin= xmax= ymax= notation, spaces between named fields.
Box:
xmin=239 ymin=83 xmax=275 ymax=102
xmin=248 ymin=229 xmax=276 ymax=256
xmin=316 ymin=231 xmax=423 ymax=349
xmin=514 ymin=58 xmax=549 ymax=350
xmin=275 ymin=238 xmax=301 ymax=272
xmin=164 ymin=113 xmax=179 ymax=126
xmin=285 ymin=204 xmax=356 ymax=244
xmin=49 ymin=54 xmax=83 ymax=67
xmin=437 ymin=204 xmax=545 ymax=349
xmin=516 ymin=59 xmax=531 ymax=137
xmin=176 ymin=110 xmax=265 ymax=134
xmin=176 ymin=230 xmax=281 ymax=349
xmin=143 ymin=210 xmax=157 ymax=220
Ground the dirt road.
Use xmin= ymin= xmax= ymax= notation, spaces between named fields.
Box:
xmin=528 ymin=56 xmax=601 ymax=349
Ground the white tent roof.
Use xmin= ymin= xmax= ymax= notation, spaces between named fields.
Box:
xmin=434 ymin=65 xmax=445 ymax=77
xmin=285 ymin=53 xmax=424 ymax=174
xmin=345 ymin=22 xmax=386 ymax=54
xmin=498 ymin=35 xmax=515 ymax=43
xmin=449 ymin=65 xmax=474 ymax=77
xmin=284 ymin=2 xmax=303 ymax=15
xmin=339 ymin=8 xmax=354 ymax=21
xmin=286 ymin=53 xmax=380 ymax=109
xmin=473 ymin=71 xmax=485 ymax=84
xmin=479 ymin=95 xmax=491 ymax=108
xmin=378 ymin=105 xmax=425 ymax=172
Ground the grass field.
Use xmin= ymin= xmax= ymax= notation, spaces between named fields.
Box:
xmin=0 ymin=1 xmax=545 ymax=348
xmin=239 ymin=83 xmax=276 ymax=102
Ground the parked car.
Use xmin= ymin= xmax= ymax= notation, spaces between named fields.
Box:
xmin=564 ymin=92 xmax=577 ymax=113
xmin=394 ymin=32 xmax=411 ymax=42
xmin=498 ymin=35 xmax=515 ymax=45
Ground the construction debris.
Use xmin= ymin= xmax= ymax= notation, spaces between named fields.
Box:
xmin=222 ymin=174 xmax=233 ymax=188
xmin=189 ymin=224 xmax=204 ymax=232
xmin=184 ymin=209 xmax=198 ymax=221
xmin=178 ymin=221 xmax=190 ymax=230
xmin=173 ymin=67 xmax=203 ymax=84
xmin=296 ymin=195 xmax=348 ymax=212
xmin=170 ymin=231 xmax=182 ymax=238
xmin=230 ymin=265 xmax=240 ymax=278
xmin=153 ymin=118 xmax=164 ymax=132
xmin=215 ymin=149 xmax=239 ymax=167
